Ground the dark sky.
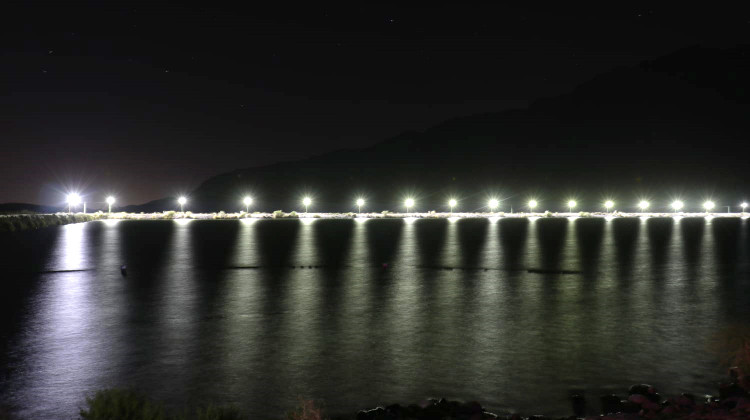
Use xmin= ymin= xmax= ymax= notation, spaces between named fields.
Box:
xmin=3 ymin=3 xmax=750 ymax=206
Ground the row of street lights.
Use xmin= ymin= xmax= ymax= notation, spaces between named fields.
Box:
xmin=67 ymin=193 xmax=749 ymax=215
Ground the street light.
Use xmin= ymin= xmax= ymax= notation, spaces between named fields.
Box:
xmin=703 ymin=201 xmax=715 ymax=213
xmin=671 ymin=200 xmax=684 ymax=213
xmin=405 ymin=198 xmax=414 ymax=214
xmin=604 ymin=200 xmax=614 ymax=213
xmin=528 ymin=200 xmax=538 ymax=212
xmin=567 ymin=200 xmax=577 ymax=213
xmin=448 ymin=198 xmax=457 ymax=214
xmin=178 ymin=196 xmax=187 ymax=213
xmin=243 ymin=196 xmax=253 ymax=213
xmin=742 ymin=202 xmax=748 ymax=214
xmin=488 ymin=199 xmax=499 ymax=212
xmin=67 ymin=193 xmax=81 ymax=214
xmin=638 ymin=200 xmax=650 ymax=212
xmin=356 ymin=198 xmax=365 ymax=213
xmin=106 ymin=196 xmax=115 ymax=213
xmin=302 ymin=197 xmax=312 ymax=214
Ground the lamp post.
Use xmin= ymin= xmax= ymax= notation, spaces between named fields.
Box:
xmin=703 ymin=201 xmax=715 ymax=214
xmin=488 ymin=199 xmax=499 ymax=213
xmin=178 ymin=196 xmax=187 ymax=213
xmin=405 ymin=198 xmax=414 ymax=214
xmin=638 ymin=200 xmax=650 ymax=212
xmin=303 ymin=197 xmax=312 ymax=214
xmin=671 ymin=200 xmax=684 ymax=214
xmin=604 ymin=200 xmax=614 ymax=213
xmin=356 ymin=198 xmax=365 ymax=214
xmin=568 ymin=200 xmax=577 ymax=214
xmin=243 ymin=196 xmax=253 ymax=213
xmin=528 ymin=200 xmax=538 ymax=212
xmin=448 ymin=198 xmax=457 ymax=215
xmin=106 ymin=196 xmax=115 ymax=213
xmin=67 ymin=193 xmax=81 ymax=214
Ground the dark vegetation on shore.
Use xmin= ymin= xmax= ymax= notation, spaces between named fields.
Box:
xmin=0 ymin=213 xmax=102 ymax=232
xmin=1 ymin=371 xmax=748 ymax=420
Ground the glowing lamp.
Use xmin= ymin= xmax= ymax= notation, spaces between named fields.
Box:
xmin=106 ymin=196 xmax=115 ymax=213
xmin=488 ymin=199 xmax=499 ymax=211
xmin=604 ymin=200 xmax=614 ymax=211
xmin=448 ymin=198 xmax=457 ymax=214
xmin=638 ymin=200 xmax=650 ymax=211
xmin=67 ymin=193 xmax=81 ymax=213
xmin=178 ymin=196 xmax=187 ymax=212
xmin=243 ymin=196 xmax=253 ymax=212
xmin=405 ymin=198 xmax=415 ymax=213
xmin=302 ymin=197 xmax=312 ymax=213
xmin=528 ymin=200 xmax=538 ymax=210
xmin=671 ymin=200 xmax=684 ymax=212
xmin=703 ymin=201 xmax=715 ymax=212
xmin=567 ymin=200 xmax=577 ymax=212
xmin=356 ymin=198 xmax=365 ymax=213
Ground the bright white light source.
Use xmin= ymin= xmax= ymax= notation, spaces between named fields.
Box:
xmin=639 ymin=200 xmax=650 ymax=211
xmin=703 ymin=201 xmax=715 ymax=211
xmin=405 ymin=198 xmax=415 ymax=208
xmin=105 ymin=196 xmax=115 ymax=213
xmin=488 ymin=199 xmax=499 ymax=211
xmin=243 ymin=196 xmax=253 ymax=206
xmin=528 ymin=200 xmax=538 ymax=210
xmin=67 ymin=193 xmax=81 ymax=206
xmin=178 ymin=196 xmax=187 ymax=205
xmin=742 ymin=202 xmax=748 ymax=210
xmin=303 ymin=197 xmax=312 ymax=206
xmin=356 ymin=198 xmax=365 ymax=207
xmin=671 ymin=200 xmax=684 ymax=211
xmin=449 ymin=199 xmax=457 ymax=207
xmin=604 ymin=200 xmax=614 ymax=209
xmin=568 ymin=200 xmax=577 ymax=209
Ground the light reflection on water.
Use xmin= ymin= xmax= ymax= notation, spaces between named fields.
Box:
xmin=0 ymin=218 xmax=749 ymax=418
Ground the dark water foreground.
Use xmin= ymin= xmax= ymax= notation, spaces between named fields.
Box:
xmin=1 ymin=217 xmax=749 ymax=418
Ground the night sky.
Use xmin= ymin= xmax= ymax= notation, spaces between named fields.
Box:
xmin=3 ymin=3 xmax=750 ymax=206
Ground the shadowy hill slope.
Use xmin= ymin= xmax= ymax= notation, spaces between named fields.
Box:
xmin=140 ymin=45 xmax=750 ymax=213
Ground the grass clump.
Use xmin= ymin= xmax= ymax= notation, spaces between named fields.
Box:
xmin=79 ymin=389 xmax=168 ymax=420
xmin=191 ymin=405 xmax=247 ymax=420
xmin=79 ymin=389 xmax=251 ymax=420
xmin=287 ymin=399 xmax=325 ymax=420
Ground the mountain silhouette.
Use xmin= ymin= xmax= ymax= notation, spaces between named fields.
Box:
xmin=128 ymin=45 xmax=750 ymax=213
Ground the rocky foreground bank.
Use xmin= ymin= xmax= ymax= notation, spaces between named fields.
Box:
xmin=356 ymin=374 xmax=750 ymax=420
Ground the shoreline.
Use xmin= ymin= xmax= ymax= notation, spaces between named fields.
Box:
xmin=1 ymin=211 xmax=747 ymax=233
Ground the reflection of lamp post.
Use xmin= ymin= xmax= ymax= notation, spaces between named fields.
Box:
xmin=405 ymin=198 xmax=414 ymax=214
xmin=568 ymin=200 xmax=577 ymax=213
xmin=106 ymin=196 xmax=115 ymax=213
xmin=67 ymin=193 xmax=81 ymax=214
xmin=178 ymin=196 xmax=187 ymax=213
xmin=448 ymin=199 xmax=457 ymax=214
xmin=243 ymin=196 xmax=253 ymax=213
xmin=356 ymin=198 xmax=365 ymax=214
xmin=303 ymin=197 xmax=312 ymax=214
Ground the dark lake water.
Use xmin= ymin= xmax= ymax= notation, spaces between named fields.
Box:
xmin=1 ymin=217 xmax=749 ymax=418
